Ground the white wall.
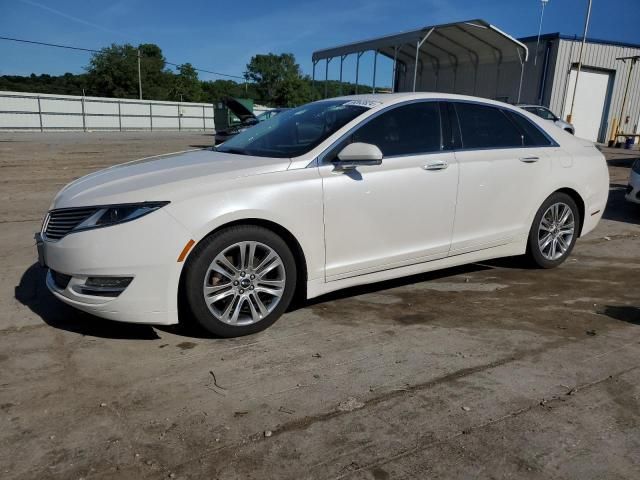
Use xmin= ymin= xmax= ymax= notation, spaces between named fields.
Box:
xmin=562 ymin=68 xmax=612 ymax=142
xmin=549 ymin=38 xmax=640 ymax=143
xmin=0 ymin=91 xmax=215 ymax=131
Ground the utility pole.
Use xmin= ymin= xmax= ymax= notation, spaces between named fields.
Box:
xmin=137 ymin=48 xmax=143 ymax=100
xmin=534 ymin=0 xmax=550 ymax=66
xmin=567 ymin=0 xmax=592 ymax=123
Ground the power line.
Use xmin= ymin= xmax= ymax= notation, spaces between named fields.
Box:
xmin=0 ymin=35 xmax=100 ymax=53
xmin=164 ymin=60 xmax=245 ymax=80
xmin=0 ymin=35 xmax=245 ymax=80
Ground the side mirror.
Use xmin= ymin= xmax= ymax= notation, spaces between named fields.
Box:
xmin=334 ymin=142 xmax=383 ymax=169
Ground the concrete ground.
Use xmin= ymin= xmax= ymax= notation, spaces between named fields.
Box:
xmin=1 ymin=132 xmax=639 ymax=480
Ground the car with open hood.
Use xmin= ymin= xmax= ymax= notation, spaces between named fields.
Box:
xmin=214 ymin=99 xmax=289 ymax=144
xmin=256 ymin=108 xmax=288 ymax=122
xmin=214 ymin=97 xmax=259 ymax=144
xmin=37 ymin=93 xmax=609 ymax=337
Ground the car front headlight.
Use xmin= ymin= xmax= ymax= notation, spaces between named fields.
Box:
xmin=632 ymin=160 xmax=640 ymax=174
xmin=75 ymin=201 xmax=169 ymax=232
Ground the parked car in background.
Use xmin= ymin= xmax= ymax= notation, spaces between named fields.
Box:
xmin=626 ymin=159 xmax=640 ymax=204
xmin=256 ymin=108 xmax=288 ymax=122
xmin=37 ymin=93 xmax=608 ymax=337
xmin=215 ymin=100 xmax=288 ymax=144
xmin=518 ymin=105 xmax=575 ymax=134
xmin=214 ymin=98 xmax=259 ymax=144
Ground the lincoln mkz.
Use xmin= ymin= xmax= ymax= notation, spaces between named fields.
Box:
xmin=37 ymin=93 xmax=609 ymax=337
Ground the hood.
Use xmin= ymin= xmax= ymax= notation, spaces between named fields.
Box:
xmin=52 ymin=149 xmax=290 ymax=209
xmin=225 ymin=97 xmax=256 ymax=122
xmin=556 ymin=118 xmax=573 ymax=129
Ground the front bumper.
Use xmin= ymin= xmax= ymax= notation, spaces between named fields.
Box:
xmin=38 ymin=208 xmax=193 ymax=325
xmin=625 ymin=169 xmax=640 ymax=204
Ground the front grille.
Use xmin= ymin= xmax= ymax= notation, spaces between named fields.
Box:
xmin=51 ymin=270 xmax=72 ymax=289
xmin=44 ymin=207 xmax=97 ymax=240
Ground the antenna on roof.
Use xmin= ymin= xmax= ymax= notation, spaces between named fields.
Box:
xmin=534 ymin=0 xmax=550 ymax=66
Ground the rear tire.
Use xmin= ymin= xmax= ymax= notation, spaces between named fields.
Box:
xmin=527 ymin=192 xmax=580 ymax=269
xmin=183 ymin=225 xmax=297 ymax=337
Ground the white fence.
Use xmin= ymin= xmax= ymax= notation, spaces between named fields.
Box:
xmin=0 ymin=90 xmax=215 ymax=131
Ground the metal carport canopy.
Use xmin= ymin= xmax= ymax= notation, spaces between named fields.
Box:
xmin=311 ymin=19 xmax=529 ymax=97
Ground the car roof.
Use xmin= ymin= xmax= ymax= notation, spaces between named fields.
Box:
xmin=325 ymin=92 xmax=524 ymax=110
xmin=289 ymin=93 xmax=569 ymax=169
xmin=517 ymin=104 xmax=548 ymax=108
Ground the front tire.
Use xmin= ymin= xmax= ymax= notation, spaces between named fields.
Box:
xmin=527 ymin=192 xmax=580 ymax=269
xmin=184 ymin=225 xmax=297 ymax=337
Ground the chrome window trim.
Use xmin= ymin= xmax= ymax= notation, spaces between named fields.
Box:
xmin=311 ymin=97 xmax=559 ymax=168
xmin=446 ymin=144 xmax=558 ymax=154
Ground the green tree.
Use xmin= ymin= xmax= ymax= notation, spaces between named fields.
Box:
xmin=170 ymin=63 xmax=202 ymax=102
xmin=138 ymin=43 xmax=173 ymax=100
xmin=85 ymin=43 xmax=138 ymax=98
xmin=85 ymin=43 xmax=172 ymax=99
xmin=0 ymin=72 xmax=88 ymax=96
xmin=310 ymin=79 xmax=374 ymax=100
xmin=1 ymin=45 xmax=382 ymax=105
xmin=201 ymin=79 xmax=256 ymax=104
xmin=245 ymin=53 xmax=311 ymax=107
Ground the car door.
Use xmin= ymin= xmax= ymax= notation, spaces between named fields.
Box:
xmin=449 ymin=101 xmax=553 ymax=254
xmin=319 ymin=101 xmax=459 ymax=281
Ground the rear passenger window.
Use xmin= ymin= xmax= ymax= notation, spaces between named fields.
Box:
xmin=351 ymin=102 xmax=442 ymax=156
xmin=454 ymin=102 xmax=523 ymax=149
xmin=504 ymin=111 xmax=553 ymax=146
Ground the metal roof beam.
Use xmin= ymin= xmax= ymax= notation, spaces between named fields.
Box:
xmin=432 ymin=30 xmax=479 ymax=65
xmin=413 ymin=29 xmax=434 ymax=91
xmin=454 ymin=24 xmax=502 ymax=63
xmin=312 ymin=19 xmax=527 ymax=64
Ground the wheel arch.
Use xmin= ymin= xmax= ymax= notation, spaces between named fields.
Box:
xmin=177 ymin=218 xmax=309 ymax=318
xmin=554 ymin=187 xmax=585 ymax=236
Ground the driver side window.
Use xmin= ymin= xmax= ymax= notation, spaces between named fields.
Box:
xmin=350 ymin=102 xmax=442 ymax=157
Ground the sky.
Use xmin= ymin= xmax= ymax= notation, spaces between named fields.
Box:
xmin=1 ymin=0 xmax=639 ymax=88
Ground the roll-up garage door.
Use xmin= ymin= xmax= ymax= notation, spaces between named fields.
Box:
xmin=563 ymin=67 xmax=613 ymax=143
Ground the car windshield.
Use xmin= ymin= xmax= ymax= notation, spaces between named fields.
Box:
xmin=216 ymin=100 xmax=370 ymax=158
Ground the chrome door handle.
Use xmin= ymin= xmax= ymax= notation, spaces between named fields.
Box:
xmin=519 ymin=156 xmax=539 ymax=163
xmin=423 ymin=160 xmax=448 ymax=170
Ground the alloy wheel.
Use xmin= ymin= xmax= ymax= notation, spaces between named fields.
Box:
xmin=537 ymin=202 xmax=575 ymax=261
xmin=202 ymin=241 xmax=286 ymax=325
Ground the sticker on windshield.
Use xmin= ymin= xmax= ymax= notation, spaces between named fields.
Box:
xmin=342 ymin=100 xmax=382 ymax=109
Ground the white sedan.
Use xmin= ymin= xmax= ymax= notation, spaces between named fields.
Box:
xmin=37 ymin=93 xmax=609 ymax=337
xmin=626 ymin=160 xmax=640 ymax=204
xmin=517 ymin=105 xmax=575 ymax=135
